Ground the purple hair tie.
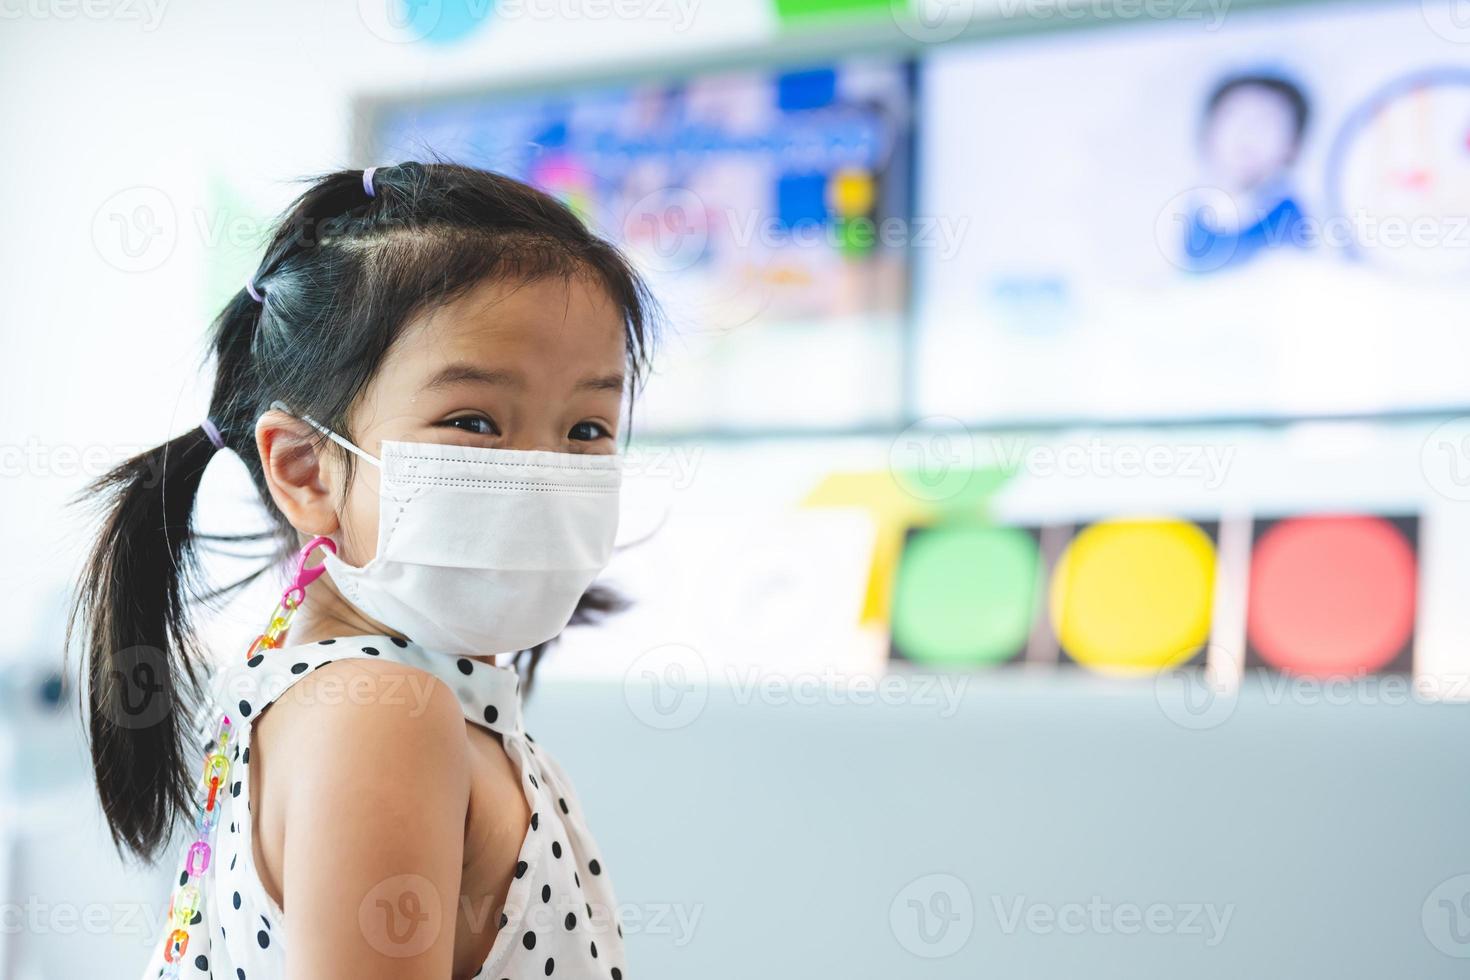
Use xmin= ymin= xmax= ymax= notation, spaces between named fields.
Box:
xmin=245 ymin=276 xmax=263 ymax=304
xmin=201 ymin=418 xmax=226 ymax=450
xmin=363 ymin=167 xmax=378 ymax=198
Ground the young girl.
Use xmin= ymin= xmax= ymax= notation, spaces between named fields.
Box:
xmin=72 ymin=162 xmax=654 ymax=980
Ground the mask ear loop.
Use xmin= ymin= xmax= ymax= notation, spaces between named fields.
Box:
xmin=268 ymin=400 xmax=381 ymax=467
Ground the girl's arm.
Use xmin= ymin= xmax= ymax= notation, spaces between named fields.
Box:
xmin=256 ymin=660 xmax=471 ymax=980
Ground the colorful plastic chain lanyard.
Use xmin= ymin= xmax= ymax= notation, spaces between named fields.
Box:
xmin=158 ymin=536 xmax=337 ymax=977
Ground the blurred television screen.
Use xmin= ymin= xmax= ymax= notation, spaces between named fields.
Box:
xmin=915 ymin=0 xmax=1470 ymax=424
xmin=369 ymin=57 xmax=915 ymax=435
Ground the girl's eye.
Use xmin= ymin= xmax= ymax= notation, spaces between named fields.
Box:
xmin=569 ymin=421 xmax=611 ymax=442
xmin=441 ymin=415 xmax=500 ymax=436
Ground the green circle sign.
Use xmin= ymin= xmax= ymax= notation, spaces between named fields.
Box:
xmin=891 ymin=524 xmax=1040 ymax=666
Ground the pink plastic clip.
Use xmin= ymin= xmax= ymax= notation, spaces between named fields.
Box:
xmin=281 ymin=535 xmax=337 ymax=608
xmin=185 ymin=840 xmax=212 ymax=877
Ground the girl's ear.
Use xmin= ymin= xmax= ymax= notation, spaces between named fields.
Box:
xmin=256 ymin=409 xmax=342 ymax=536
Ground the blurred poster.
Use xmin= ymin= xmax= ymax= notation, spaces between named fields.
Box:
xmin=916 ymin=0 xmax=1470 ymax=424
xmin=370 ymin=58 xmax=914 ymax=434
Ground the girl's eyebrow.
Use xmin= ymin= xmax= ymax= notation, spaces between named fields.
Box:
xmin=421 ymin=363 xmax=625 ymax=394
xmin=576 ymin=372 xmax=626 ymax=393
xmin=421 ymin=363 xmax=520 ymax=391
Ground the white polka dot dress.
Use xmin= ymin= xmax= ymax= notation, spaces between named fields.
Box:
xmin=140 ymin=635 xmax=628 ymax=980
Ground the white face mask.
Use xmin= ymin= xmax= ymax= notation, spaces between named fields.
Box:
xmin=274 ymin=403 xmax=622 ymax=657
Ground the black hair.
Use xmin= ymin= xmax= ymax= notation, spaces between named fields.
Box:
xmin=1203 ymin=73 xmax=1311 ymax=144
xmin=69 ymin=162 xmax=656 ymax=860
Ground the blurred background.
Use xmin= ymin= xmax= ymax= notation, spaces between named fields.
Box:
xmin=5 ymin=0 xmax=1470 ymax=976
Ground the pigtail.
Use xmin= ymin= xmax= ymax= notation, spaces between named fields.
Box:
xmin=69 ymin=424 xmax=222 ymax=859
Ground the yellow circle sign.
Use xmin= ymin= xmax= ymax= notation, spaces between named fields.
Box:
xmin=1050 ymin=518 xmax=1216 ymax=675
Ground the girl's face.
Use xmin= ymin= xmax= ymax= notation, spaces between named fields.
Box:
xmin=326 ymin=273 xmax=628 ymax=567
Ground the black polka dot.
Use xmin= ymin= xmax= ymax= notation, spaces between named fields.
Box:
xmin=589 ymin=859 xmax=602 ymax=876
xmin=233 ymin=891 xmax=241 ymax=910
xmin=242 ymin=747 xmax=250 ymax=764
xmin=575 ymin=873 xmax=581 ymax=889
xmin=290 ymin=662 xmax=308 ymax=674
xmin=246 ymin=654 xmax=264 ymax=668
xmin=541 ymin=884 xmax=551 ymax=903
xmin=530 ymin=812 xmax=539 ymax=830
xmin=590 ymin=940 xmax=598 ymax=958
xmin=260 ymin=915 xmax=271 ymax=930
xmin=390 ymin=636 xmax=408 ymax=648
xmin=238 ymin=700 xmax=252 ymax=717
xmin=515 ymin=861 xmax=527 ymax=879
xmin=522 ymin=931 xmax=536 ymax=950
xmin=362 ymin=646 xmax=380 ymax=656
xmin=611 ymin=969 xmax=621 ymax=980
xmin=565 ymin=912 xmax=576 ymax=930
xmin=558 ymin=798 xmax=569 ymax=815
xmin=231 ymin=781 xmax=241 ymax=798
xmin=499 ymin=912 xmax=508 ymax=928
xmin=529 ymin=774 xmax=539 ymax=789
xmin=457 ymin=658 xmax=474 ymax=675
xmin=552 ymin=841 xmax=562 ymax=859
xmin=190 ymin=910 xmax=202 ymax=925
xmin=319 ymin=638 xmax=336 ymax=645
xmin=257 ymin=929 xmax=269 ymax=948
xmin=229 ymin=854 xmax=237 ymax=871
xmin=545 ymin=957 xmax=555 ymax=976
xmin=484 ymin=705 xmax=499 ymax=724
xmin=237 ymin=970 xmax=245 ymax=980
xmin=178 ymin=870 xmax=188 ymax=887
xmin=194 ymin=954 xmax=208 ymax=971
